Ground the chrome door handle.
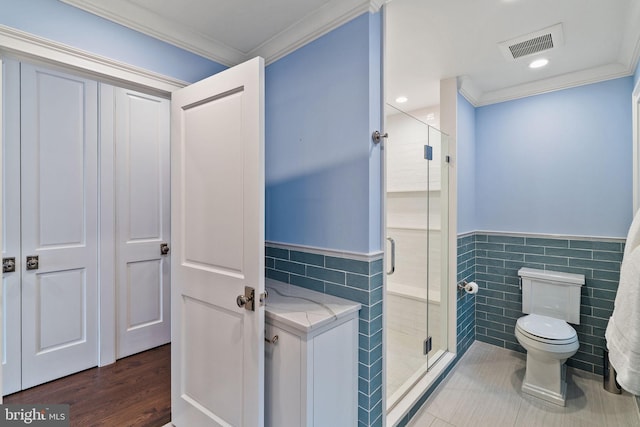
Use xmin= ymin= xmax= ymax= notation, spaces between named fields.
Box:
xmin=26 ymin=255 xmax=39 ymax=271
xmin=236 ymin=286 xmax=255 ymax=311
xmin=265 ymin=334 xmax=279 ymax=344
xmin=3 ymin=257 xmax=16 ymax=273
xmin=386 ymin=237 xmax=395 ymax=275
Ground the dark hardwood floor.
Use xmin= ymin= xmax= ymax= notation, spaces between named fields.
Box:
xmin=4 ymin=344 xmax=171 ymax=427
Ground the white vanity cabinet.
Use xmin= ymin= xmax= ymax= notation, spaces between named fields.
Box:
xmin=265 ymin=279 xmax=361 ymax=427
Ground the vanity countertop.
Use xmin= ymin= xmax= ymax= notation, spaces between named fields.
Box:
xmin=265 ymin=279 xmax=361 ymax=335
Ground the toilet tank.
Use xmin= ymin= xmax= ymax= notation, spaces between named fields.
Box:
xmin=518 ymin=267 xmax=584 ymax=324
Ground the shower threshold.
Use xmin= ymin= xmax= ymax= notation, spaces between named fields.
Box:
xmin=387 ymin=350 xmax=455 ymax=426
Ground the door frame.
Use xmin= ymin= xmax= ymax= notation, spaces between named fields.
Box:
xmin=633 ymin=76 xmax=640 ymax=215
xmin=0 ymin=25 xmax=187 ymax=398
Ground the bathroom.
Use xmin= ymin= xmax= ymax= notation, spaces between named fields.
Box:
xmin=1 ymin=0 xmax=640 ymax=426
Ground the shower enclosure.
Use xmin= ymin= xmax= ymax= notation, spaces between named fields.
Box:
xmin=385 ymin=104 xmax=450 ymax=409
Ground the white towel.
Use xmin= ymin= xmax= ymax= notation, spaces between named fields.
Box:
xmin=624 ymin=210 xmax=640 ymax=258
xmin=606 ymin=211 xmax=640 ymax=395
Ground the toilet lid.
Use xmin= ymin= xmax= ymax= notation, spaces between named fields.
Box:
xmin=517 ymin=314 xmax=576 ymax=341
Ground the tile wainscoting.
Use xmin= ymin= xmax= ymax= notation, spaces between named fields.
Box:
xmin=265 ymin=242 xmax=384 ymax=427
xmin=266 ymin=237 xmax=477 ymax=427
xmin=471 ymin=232 xmax=623 ymax=375
xmin=266 ymin=231 xmax=622 ymax=426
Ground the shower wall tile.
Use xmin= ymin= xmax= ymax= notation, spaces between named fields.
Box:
xmin=265 ymin=243 xmax=384 ymax=427
xmin=474 ymin=232 xmax=624 ymax=375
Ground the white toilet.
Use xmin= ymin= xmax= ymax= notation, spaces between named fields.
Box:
xmin=514 ymin=267 xmax=584 ymax=406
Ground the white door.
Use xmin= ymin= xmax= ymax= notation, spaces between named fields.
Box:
xmin=115 ymin=87 xmax=171 ymax=358
xmin=171 ymin=57 xmax=265 ymax=426
xmin=20 ymin=63 xmax=98 ymax=389
xmin=2 ymin=58 xmax=21 ymax=395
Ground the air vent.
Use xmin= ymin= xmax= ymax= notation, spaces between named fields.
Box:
xmin=499 ymin=23 xmax=564 ymax=61
xmin=509 ymin=34 xmax=553 ymax=59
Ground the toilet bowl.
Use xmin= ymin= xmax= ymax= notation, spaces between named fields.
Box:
xmin=515 ymin=268 xmax=584 ymax=406
xmin=515 ymin=314 xmax=579 ymax=405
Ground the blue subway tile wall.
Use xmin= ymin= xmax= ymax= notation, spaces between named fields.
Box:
xmin=395 ymin=234 xmax=477 ymax=427
xmin=265 ymin=244 xmax=384 ymax=427
xmin=456 ymin=233 xmax=477 ymax=357
xmin=474 ymin=233 xmax=623 ymax=375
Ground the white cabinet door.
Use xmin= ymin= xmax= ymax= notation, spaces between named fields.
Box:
xmin=20 ymin=63 xmax=98 ymax=389
xmin=114 ymin=87 xmax=170 ymax=358
xmin=265 ymin=325 xmax=303 ymax=427
xmin=1 ymin=58 xmax=21 ymax=395
xmin=171 ymin=57 xmax=265 ymax=427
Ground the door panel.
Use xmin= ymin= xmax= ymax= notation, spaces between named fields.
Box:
xmin=2 ymin=58 xmax=21 ymax=395
xmin=182 ymin=297 xmax=244 ymax=426
xmin=183 ymin=92 xmax=244 ymax=272
xmin=115 ymin=88 xmax=170 ymax=358
xmin=171 ymin=57 xmax=265 ymax=427
xmin=38 ymin=269 xmax=86 ymax=350
xmin=20 ymin=63 xmax=98 ymax=389
xmin=126 ymin=260 xmax=161 ymax=328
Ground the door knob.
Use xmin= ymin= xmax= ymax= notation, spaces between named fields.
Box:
xmin=3 ymin=257 xmax=16 ymax=273
xmin=265 ymin=334 xmax=279 ymax=344
xmin=236 ymin=286 xmax=255 ymax=311
xmin=26 ymin=255 xmax=39 ymax=271
xmin=236 ymin=295 xmax=250 ymax=307
xmin=160 ymin=243 xmax=170 ymax=255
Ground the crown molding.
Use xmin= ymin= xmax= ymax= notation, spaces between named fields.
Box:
xmin=61 ymin=0 xmax=245 ymax=66
xmin=619 ymin=0 xmax=640 ymax=78
xmin=459 ymin=61 xmax=635 ymax=107
xmin=475 ymin=62 xmax=631 ymax=106
xmin=61 ymin=0 xmax=383 ymax=67
xmin=457 ymin=76 xmax=482 ymax=107
xmin=254 ymin=0 xmax=383 ymax=65
xmin=0 ymin=24 xmax=187 ymax=95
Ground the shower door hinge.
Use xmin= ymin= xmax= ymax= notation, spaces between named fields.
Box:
xmin=424 ymin=145 xmax=433 ymax=161
xmin=423 ymin=336 xmax=432 ymax=355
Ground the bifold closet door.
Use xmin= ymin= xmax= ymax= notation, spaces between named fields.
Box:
xmin=114 ymin=87 xmax=170 ymax=358
xmin=2 ymin=58 xmax=22 ymax=395
xmin=20 ymin=63 xmax=99 ymax=389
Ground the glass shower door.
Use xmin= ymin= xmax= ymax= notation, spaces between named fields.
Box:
xmin=426 ymin=126 xmax=449 ymax=370
xmin=385 ymin=104 xmax=449 ymax=409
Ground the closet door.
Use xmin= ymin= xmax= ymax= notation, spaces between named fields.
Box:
xmin=20 ymin=63 xmax=99 ymax=389
xmin=2 ymin=58 xmax=22 ymax=395
xmin=114 ymin=87 xmax=170 ymax=358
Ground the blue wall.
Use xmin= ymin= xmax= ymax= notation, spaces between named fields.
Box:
xmin=457 ymin=93 xmax=476 ymax=234
xmin=0 ymin=0 xmax=225 ymax=82
xmin=475 ymin=77 xmax=634 ymax=238
xmin=265 ymin=12 xmax=382 ymax=254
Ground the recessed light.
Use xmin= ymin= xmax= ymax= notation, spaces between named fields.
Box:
xmin=395 ymin=96 xmax=408 ymax=103
xmin=529 ymin=58 xmax=549 ymax=69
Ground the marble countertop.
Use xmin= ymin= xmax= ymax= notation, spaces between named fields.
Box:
xmin=265 ymin=279 xmax=361 ymax=334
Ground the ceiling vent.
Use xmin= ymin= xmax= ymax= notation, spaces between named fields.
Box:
xmin=498 ymin=23 xmax=564 ymax=61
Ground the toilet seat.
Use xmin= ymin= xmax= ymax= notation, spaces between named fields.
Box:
xmin=516 ymin=314 xmax=577 ymax=345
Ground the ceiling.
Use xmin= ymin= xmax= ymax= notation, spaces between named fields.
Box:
xmin=61 ymin=0 xmax=640 ymax=109
xmin=386 ymin=0 xmax=640 ymax=109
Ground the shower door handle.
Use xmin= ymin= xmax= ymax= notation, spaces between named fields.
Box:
xmin=386 ymin=237 xmax=395 ymax=275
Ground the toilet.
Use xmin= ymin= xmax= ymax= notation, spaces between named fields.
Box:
xmin=515 ymin=267 xmax=584 ymax=406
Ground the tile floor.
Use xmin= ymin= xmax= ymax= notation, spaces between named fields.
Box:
xmin=408 ymin=341 xmax=640 ymax=427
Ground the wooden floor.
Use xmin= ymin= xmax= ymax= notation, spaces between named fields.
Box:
xmin=4 ymin=344 xmax=171 ymax=427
